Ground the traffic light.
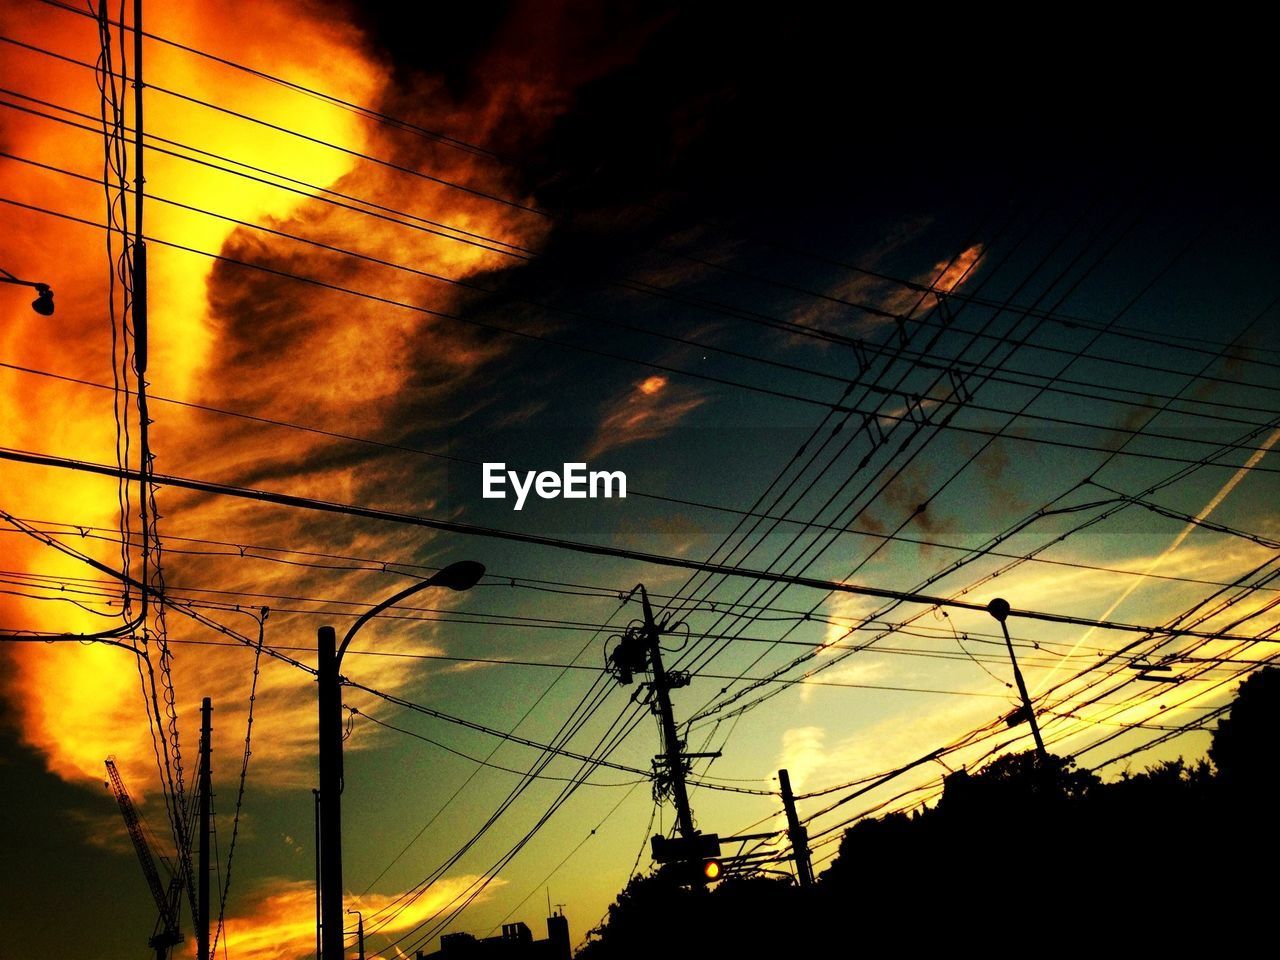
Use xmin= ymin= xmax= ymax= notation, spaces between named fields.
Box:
xmin=651 ymin=833 xmax=720 ymax=863
xmin=661 ymin=856 xmax=723 ymax=886
xmin=652 ymin=835 xmax=724 ymax=886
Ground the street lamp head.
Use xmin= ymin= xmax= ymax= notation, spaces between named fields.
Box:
xmin=986 ymin=597 xmax=1011 ymax=623
xmin=428 ymin=560 xmax=485 ymax=591
xmin=31 ymin=285 xmax=54 ymax=316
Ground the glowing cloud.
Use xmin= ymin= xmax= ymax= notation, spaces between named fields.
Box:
xmin=220 ymin=876 xmax=500 ymax=960
xmin=583 ymin=374 xmax=705 ymax=459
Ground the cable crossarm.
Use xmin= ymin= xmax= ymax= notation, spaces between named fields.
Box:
xmin=0 ymin=446 xmax=1266 ymax=642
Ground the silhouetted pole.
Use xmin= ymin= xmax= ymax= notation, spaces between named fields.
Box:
xmin=317 ymin=561 xmax=484 ymax=960
xmin=198 ymin=697 xmax=212 ymax=960
xmin=778 ymin=769 xmax=813 ymax=888
xmin=987 ymin=598 xmax=1048 ymax=763
xmin=313 ymin=788 xmax=322 ymax=960
xmin=640 ymin=588 xmax=696 ymax=839
xmin=349 ymin=910 xmax=365 ymax=960
xmin=318 ymin=626 xmax=344 ymax=960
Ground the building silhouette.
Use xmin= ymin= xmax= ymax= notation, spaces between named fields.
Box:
xmin=417 ymin=913 xmax=570 ymax=960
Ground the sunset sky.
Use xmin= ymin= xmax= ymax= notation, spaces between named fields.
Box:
xmin=1 ymin=3 xmax=1277 ymax=958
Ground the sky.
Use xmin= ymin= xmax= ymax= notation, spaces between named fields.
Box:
xmin=1 ymin=2 xmax=1278 ymax=958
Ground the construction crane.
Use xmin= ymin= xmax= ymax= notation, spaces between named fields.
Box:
xmin=104 ymin=757 xmax=186 ymax=960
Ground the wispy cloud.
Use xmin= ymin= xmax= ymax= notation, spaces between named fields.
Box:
xmin=583 ymin=375 xmax=705 ymax=459
xmin=790 ymin=243 xmax=984 ymax=336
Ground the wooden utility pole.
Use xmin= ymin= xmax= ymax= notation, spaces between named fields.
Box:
xmin=778 ymin=768 xmax=814 ymax=887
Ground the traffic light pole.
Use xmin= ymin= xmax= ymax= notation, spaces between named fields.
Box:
xmin=639 ymin=588 xmax=697 ymax=840
xmin=778 ymin=768 xmax=813 ymax=888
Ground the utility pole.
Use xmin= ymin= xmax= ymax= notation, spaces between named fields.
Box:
xmin=607 ymin=585 xmax=704 ymax=837
xmin=640 ymin=588 xmax=697 ymax=839
xmin=313 ymin=789 xmax=322 ymax=960
xmin=317 ymin=625 xmax=344 ymax=960
xmin=777 ymin=769 xmax=813 ymax=888
xmin=611 ymin=585 xmax=724 ymax=883
xmin=198 ymin=698 xmax=212 ymax=960
xmin=130 ymin=0 xmax=153 ymax=629
xmin=987 ymin=598 xmax=1048 ymax=763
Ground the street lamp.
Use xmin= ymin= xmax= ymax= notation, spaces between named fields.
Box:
xmin=0 ymin=266 xmax=54 ymax=315
xmin=986 ymin=597 xmax=1048 ymax=763
xmin=346 ymin=909 xmax=365 ymax=960
xmin=318 ymin=560 xmax=484 ymax=960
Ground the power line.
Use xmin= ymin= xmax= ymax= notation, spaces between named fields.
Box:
xmin=0 ymin=35 xmax=545 ymax=216
xmin=31 ymin=0 xmax=1280 ymax=384
xmin=351 ymin=709 xmax=646 ymax=787
xmin=1 ymin=445 xmax=1270 ymax=641
xmin=671 ymin=190 xmax=1196 ymax=727
xmin=33 ymin=0 xmax=506 ymax=161
xmin=8 ymin=506 xmax=1275 ymax=601
xmin=9 ymin=192 xmax=1279 ymax=470
xmin=5 ymin=91 xmax=1280 ymax=400
xmin=12 ymin=148 xmax=1280 ymax=447
xmin=13 ymin=17 xmax=1280 ymax=380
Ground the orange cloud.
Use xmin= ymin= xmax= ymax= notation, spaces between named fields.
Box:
xmin=221 ymin=876 xmax=500 ymax=960
xmin=789 ymin=242 xmax=985 ymax=336
xmin=0 ymin=0 xmax=573 ymax=798
xmin=583 ymin=374 xmax=704 ymax=459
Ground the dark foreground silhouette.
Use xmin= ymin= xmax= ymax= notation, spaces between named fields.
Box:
xmin=578 ymin=669 xmax=1279 ymax=957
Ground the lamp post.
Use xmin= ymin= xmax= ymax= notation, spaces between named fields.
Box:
xmin=318 ymin=560 xmax=484 ymax=960
xmin=0 ymin=267 xmax=54 ymax=315
xmin=347 ymin=909 xmax=365 ymax=960
xmin=987 ymin=597 xmax=1048 ymax=763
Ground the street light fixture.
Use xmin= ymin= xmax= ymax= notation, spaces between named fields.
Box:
xmin=1 ymin=266 xmax=55 ymax=315
xmin=318 ymin=560 xmax=485 ymax=960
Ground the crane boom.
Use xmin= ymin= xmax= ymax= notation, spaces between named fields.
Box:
xmin=105 ymin=758 xmax=182 ymax=954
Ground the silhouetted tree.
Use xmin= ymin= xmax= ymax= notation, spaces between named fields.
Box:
xmin=577 ymin=672 xmax=1280 ymax=957
xmin=1209 ymin=666 xmax=1280 ymax=791
xmin=576 ymin=870 xmax=805 ymax=960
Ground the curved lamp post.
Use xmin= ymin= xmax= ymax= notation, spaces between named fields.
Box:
xmin=0 ymin=266 xmax=54 ymax=315
xmin=318 ymin=560 xmax=484 ymax=960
